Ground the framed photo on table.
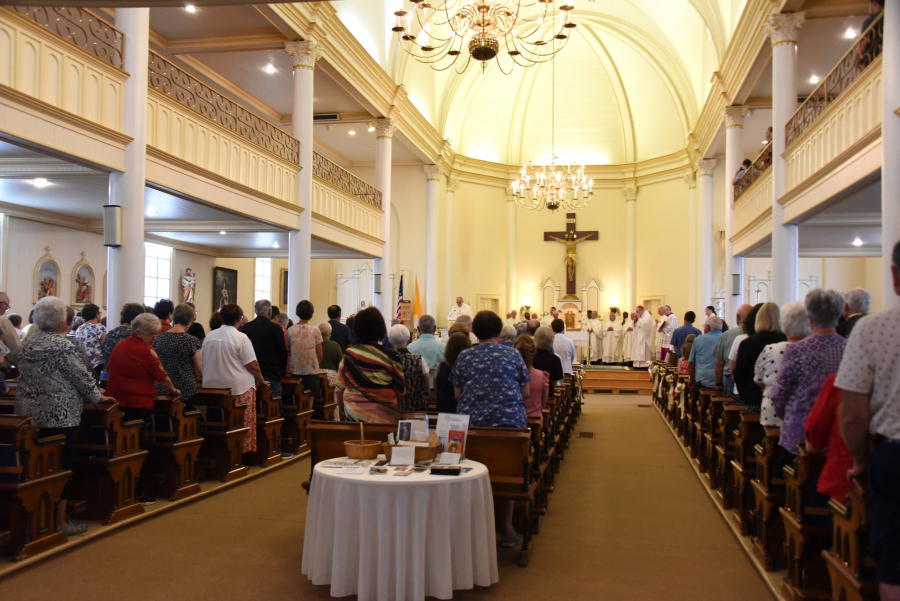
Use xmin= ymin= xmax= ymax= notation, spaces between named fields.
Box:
xmin=213 ymin=267 xmax=238 ymax=313
xmin=279 ymin=268 xmax=289 ymax=307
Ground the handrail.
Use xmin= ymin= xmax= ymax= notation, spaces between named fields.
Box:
xmin=148 ymin=50 xmax=299 ymax=165
xmin=312 ymin=152 xmax=382 ymax=209
xmin=785 ymin=12 xmax=883 ymax=147
xmin=9 ymin=6 xmax=124 ymax=68
xmin=734 ymin=142 xmax=772 ymax=201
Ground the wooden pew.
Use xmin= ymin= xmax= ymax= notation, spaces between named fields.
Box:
xmin=691 ymin=388 xmax=714 ymax=461
xmin=193 ymin=388 xmax=250 ymax=482
xmin=141 ymin=395 xmax=203 ymax=501
xmin=527 ymin=416 xmax=548 ymax=529
xmin=751 ymin=426 xmax=787 ymax=570
xmin=313 ymin=374 xmax=338 ymax=422
xmin=714 ymin=405 xmax=745 ymax=509
xmin=280 ymin=377 xmax=315 ymax=455
xmin=821 ymin=478 xmax=879 ymax=601
xmin=303 ymin=421 xmax=538 ymax=567
xmin=246 ymin=387 xmax=284 ymax=467
xmin=778 ymin=443 xmax=831 ymax=601
xmin=0 ymin=416 xmax=69 ymax=560
xmin=730 ymin=412 xmax=763 ymax=534
xmin=70 ymin=401 xmax=148 ymax=524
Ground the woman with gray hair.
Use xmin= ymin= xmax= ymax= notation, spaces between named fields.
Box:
xmin=14 ymin=296 xmax=113 ymax=536
xmin=388 ymin=324 xmax=429 ymax=412
xmin=317 ymin=322 xmax=343 ymax=372
xmin=154 ymin=303 xmax=203 ymax=410
xmin=769 ymin=289 xmax=847 ymax=456
xmin=499 ymin=324 xmax=517 ymax=346
xmin=532 ymin=325 xmax=564 ymax=398
xmin=754 ymin=302 xmax=812 ymax=426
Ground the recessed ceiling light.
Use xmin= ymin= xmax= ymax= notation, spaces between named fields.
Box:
xmin=31 ymin=178 xmax=49 ymax=187
xmin=146 ymin=207 xmax=158 ymax=216
xmin=367 ymin=123 xmax=375 ymax=132
xmin=844 ymin=27 xmax=857 ymax=39
xmin=348 ymin=130 xmax=356 ymax=136
xmin=219 ymin=230 xmax=226 ymax=235
xmin=264 ymin=64 xmax=276 ymax=74
xmin=272 ymin=241 xmax=280 ymax=248
xmin=809 ymin=74 xmax=820 ymax=84
xmin=185 ymin=4 xmax=196 ymax=12
xmin=852 ymin=237 xmax=863 ymax=247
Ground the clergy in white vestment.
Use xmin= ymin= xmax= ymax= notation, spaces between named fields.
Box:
xmin=618 ymin=311 xmax=634 ymax=363
xmin=504 ymin=310 xmax=519 ymax=327
xmin=584 ymin=310 xmax=604 ymax=364
xmin=600 ymin=309 xmax=623 ymax=363
xmin=656 ymin=305 xmax=678 ymax=361
xmin=631 ymin=306 xmax=654 ymax=368
xmin=541 ymin=307 xmax=559 ymax=326
xmin=447 ymin=297 xmax=472 ymax=323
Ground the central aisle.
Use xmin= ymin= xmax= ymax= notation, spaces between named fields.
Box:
xmin=0 ymin=395 xmax=774 ymax=600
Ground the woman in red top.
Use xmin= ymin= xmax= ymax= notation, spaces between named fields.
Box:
xmin=105 ymin=313 xmax=181 ymax=424
xmin=804 ymin=373 xmax=854 ymax=502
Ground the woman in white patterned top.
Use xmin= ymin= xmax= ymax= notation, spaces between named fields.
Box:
xmin=754 ymin=301 xmax=810 ymax=426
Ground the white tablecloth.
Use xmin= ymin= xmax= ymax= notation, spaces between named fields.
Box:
xmin=301 ymin=459 xmax=498 ymax=601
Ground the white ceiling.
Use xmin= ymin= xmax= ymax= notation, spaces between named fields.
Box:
xmin=149 ymin=5 xmax=278 ymax=40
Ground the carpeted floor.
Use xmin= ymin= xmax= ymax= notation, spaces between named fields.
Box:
xmin=0 ymin=395 xmax=774 ymax=600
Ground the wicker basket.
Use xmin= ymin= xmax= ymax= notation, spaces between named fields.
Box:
xmin=382 ymin=442 xmax=440 ymax=463
xmin=344 ymin=440 xmax=382 ymax=460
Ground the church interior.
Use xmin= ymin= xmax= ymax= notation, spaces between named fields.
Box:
xmin=0 ymin=0 xmax=897 ymax=599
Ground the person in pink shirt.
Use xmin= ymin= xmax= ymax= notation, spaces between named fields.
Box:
xmin=515 ymin=336 xmax=549 ymax=425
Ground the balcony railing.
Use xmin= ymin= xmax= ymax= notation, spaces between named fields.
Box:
xmin=312 ymin=152 xmax=382 ymax=209
xmin=734 ymin=142 xmax=772 ymax=201
xmin=11 ymin=6 xmax=123 ymax=68
xmin=148 ymin=51 xmax=299 ymax=165
xmin=785 ymin=13 xmax=883 ymax=147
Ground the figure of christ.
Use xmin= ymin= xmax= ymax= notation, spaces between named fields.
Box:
xmin=547 ymin=230 xmax=594 ymax=282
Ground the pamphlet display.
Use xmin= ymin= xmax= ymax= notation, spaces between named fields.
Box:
xmin=435 ymin=413 xmax=469 ymax=455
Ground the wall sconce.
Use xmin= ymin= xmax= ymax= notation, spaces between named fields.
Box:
xmin=732 ymin=274 xmax=741 ymax=296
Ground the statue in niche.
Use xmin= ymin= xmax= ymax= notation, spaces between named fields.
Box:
xmin=181 ymin=268 xmax=196 ymax=304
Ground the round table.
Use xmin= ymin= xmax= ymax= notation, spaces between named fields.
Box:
xmin=301 ymin=459 xmax=498 ymax=601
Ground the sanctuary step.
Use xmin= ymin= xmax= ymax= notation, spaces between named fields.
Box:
xmin=581 ymin=368 xmax=652 ymax=394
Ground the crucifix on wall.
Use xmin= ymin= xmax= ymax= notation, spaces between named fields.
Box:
xmin=544 ymin=212 xmax=599 ymax=298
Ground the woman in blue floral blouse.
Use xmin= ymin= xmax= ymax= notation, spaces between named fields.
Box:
xmin=450 ymin=310 xmax=530 ymax=549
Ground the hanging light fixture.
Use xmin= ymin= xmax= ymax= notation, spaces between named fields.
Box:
xmin=392 ymin=0 xmax=576 ymax=74
xmin=511 ymin=31 xmax=592 ymax=212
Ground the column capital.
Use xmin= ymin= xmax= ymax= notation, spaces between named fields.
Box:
xmin=374 ymin=118 xmax=398 ymax=139
xmin=698 ymin=159 xmax=717 ymax=176
xmin=721 ymin=105 xmax=750 ymax=128
xmin=285 ymin=40 xmax=324 ymax=70
xmin=423 ymin=164 xmax=441 ymax=181
xmin=764 ymin=12 xmax=805 ymax=48
xmin=684 ymin=173 xmax=697 ymax=189
xmin=447 ymin=176 xmax=460 ymax=191
xmin=622 ymin=184 xmax=638 ymax=202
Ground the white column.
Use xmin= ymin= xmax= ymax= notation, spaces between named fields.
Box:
xmin=623 ymin=184 xmax=638 ymax=310
xmin=507 ymin=196 xmax=517 ymax=314
xmin=883 ymin=2 xmax=900 ymax=308
xmin=423 ymin=164 xmax=440 ymax=316
xmin=0 ymin=213 xmax=8 ymax=291
xmin=722 ymin=106 xmax=749 ymax=322
xmin=697 ymin=159 xmax=716 ymax=311
xmin=108 ymin=8 xmax=149 ymax=313
xmin=685 ymin=173 xmax=698 ymax=315
xmin=766 ymin=13 xmax=804 ymax=307
xmin=285 ymin=40 xmax=323 ymax=312
xmin=373 ymin=118 xmax=396 ymax=323
xmin=444 ymin=176 xmax=458 ymax=325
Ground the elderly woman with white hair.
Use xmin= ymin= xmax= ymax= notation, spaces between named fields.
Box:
xmin=388 ymin=324 xmax=430 ymax=412
xmin=14 ymin=296 xmax=113 ymax=536
xmin=769 ymin=289 xmax=847 ymax=457
xmin=754 ymin=301 xmax=812 ymax=426
xmin=499 ymin=324 xmax=517 ymax=347
xmin=317 ymin=321 xmax=343 ymax=372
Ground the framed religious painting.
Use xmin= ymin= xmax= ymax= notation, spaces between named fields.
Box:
xmin=279 ymin=268 xmax=288 ymax=307
xmin=71 ymin=253 xmax=95 ymax=306
xmin=213 ymin=266 xmax=238 ymax=313
xmin=34 ymin=247 xmax=60 ymax=303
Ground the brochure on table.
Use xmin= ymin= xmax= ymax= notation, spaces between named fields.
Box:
xmin=436 ymin=413 xmax=469 ymax=456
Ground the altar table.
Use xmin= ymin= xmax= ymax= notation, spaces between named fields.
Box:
xmin=301 ymin=459 xmax=498 ymax=601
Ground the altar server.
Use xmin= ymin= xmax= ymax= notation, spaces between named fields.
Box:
xmin=600 ymin=308 xmax=623 ymax=364
xmin=631 ymin=306 xmax=654 ymax=368
xmin=618 ymin=312 xmax=634 ymax=364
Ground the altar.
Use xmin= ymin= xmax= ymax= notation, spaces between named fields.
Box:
xmin=565 ymin=330 xmax=589 ymax=363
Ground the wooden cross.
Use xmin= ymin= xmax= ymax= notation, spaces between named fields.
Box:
xmin=543 ymin=213 xmax=599 ymax=296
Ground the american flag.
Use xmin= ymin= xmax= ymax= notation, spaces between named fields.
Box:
xmin=396 ymin=275 xmax=403 ymax=319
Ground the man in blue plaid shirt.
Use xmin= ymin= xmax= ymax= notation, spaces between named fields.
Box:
xmin=671 ymin=311 xmax=703 ymax=358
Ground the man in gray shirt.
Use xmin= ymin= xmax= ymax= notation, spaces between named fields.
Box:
xmin=712 ymin=304 xmax=751 ymax=397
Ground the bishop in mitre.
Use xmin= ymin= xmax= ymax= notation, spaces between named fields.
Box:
xmin=585 ymin=310 xmax=604 ymax=365
xmin=599 ymin=308 xmax=623 ymax=364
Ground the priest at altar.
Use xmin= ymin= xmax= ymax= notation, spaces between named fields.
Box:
xmin=541 ymin=307 xmax=559 ymax=326
xmin=599 ymin=309 xmax=623 ymax=364
xmin=585 ymin=310 xmax=603 ymax=365
xmin=631 ymin=306 xmax=654 ymax=368
xmin=448 ymin=297 xmax=472 ymax=322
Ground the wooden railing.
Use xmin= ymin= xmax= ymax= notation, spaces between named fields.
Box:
xmin=9 ymin=6 xmax=123 ymax=68
xmin=312 ymin=152 xmax=382 ymax=209
xmin=785 ymin=13 xmax=883 ymax=147
xmin=734 ymin=142 xmax=772 ymax=201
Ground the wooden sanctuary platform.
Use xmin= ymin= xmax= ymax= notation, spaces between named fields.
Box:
xmin=580 ymin=367 xmax=652 ymax=395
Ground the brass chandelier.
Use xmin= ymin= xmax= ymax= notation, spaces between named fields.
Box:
xmin=391 ymin=0 xmax=576 ymax=74
xmin=511 ymin=50 xmax=592 ymax=212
